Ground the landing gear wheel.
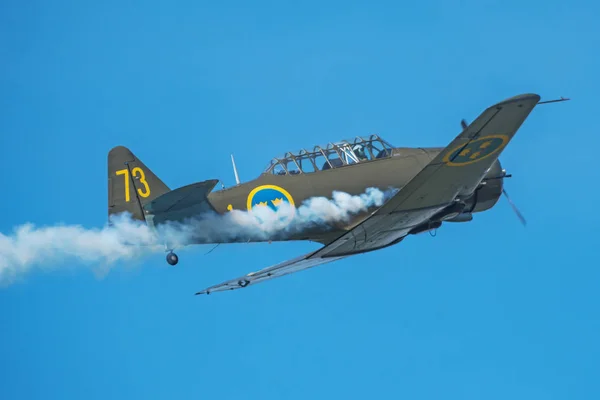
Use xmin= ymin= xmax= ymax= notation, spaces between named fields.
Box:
xmin=238 ymin=279 xmax=249 ymax=287
xmin=166 ymin=252 xmax=179 ymax=266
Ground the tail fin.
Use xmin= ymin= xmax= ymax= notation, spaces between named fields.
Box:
xmin=108 ymin=146 xmax=170 ymax=221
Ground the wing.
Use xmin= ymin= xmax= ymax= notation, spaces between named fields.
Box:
xmin=312 ymin=93 xmax=541 ymax=257
xmin=195 ymin=93 xmax=541 ymax=295
xmin=196 ymin=251 xmax=347 ymax=295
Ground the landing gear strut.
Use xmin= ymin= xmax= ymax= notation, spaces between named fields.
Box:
xmin=166 ymin=252 xmax=179 ymax=266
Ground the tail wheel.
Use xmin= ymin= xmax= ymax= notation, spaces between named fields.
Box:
xmin=166 ymin=252 xmax=179 ymax=266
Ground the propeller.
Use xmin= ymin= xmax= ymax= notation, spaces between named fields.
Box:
xmin=502 ymin=188 xmax=527 ymax=226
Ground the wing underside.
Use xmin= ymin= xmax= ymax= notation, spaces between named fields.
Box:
xmin=196 ymin=252 xmax=346 ymax=294
xmin=195 ymin=93 xmax=541 ymax=295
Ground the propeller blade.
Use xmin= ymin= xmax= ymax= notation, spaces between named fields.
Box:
xmin=461 ymin=119 xmax=468 ymax=130
xmin=502 ymin=189 xmax=527 ymax=226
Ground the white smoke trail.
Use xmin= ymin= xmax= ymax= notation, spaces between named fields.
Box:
xmin=0 ymin=188 xmax=394 ymax=286
xmin=0 ymin=213 xmax=162 ymax=285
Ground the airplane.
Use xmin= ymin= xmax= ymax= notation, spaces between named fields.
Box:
xmin=107 ymin=93 xmax=568 ymax=295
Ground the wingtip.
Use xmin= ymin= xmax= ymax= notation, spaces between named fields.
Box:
xmin=496 ymin=93 xmax=541 ymax=107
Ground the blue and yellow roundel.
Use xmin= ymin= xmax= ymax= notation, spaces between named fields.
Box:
xmin=443 ymin=134 xmax=509 ymax=166
xmin=247 ymin=185 xmax=295 ymax=212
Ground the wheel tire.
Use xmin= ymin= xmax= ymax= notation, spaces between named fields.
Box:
xmin=166 ymin=252 xmax=179 ymax=266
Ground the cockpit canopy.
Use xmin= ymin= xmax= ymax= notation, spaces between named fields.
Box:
xmin=264 ymin=135 xmax=394 ymax=176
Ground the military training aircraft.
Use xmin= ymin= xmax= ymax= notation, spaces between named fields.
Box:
xmin=107 ymin=93 xmax=568 ymax=295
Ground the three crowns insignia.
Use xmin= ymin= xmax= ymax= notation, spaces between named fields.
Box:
xmin=254 ymin=197 xmax=286 ymax=208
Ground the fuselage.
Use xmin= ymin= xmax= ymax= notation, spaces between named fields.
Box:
xmin=202 ymin=146 xmax=504 ymax=244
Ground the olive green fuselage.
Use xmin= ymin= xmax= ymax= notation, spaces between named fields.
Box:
xmin=203 ymin=146 xmax=504 ymax=243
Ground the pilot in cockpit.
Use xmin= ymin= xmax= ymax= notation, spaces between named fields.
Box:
xmin=353 ymin=144 xmax=368 ymax=161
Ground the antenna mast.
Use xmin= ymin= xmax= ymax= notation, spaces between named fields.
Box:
xmin=231 ymin=154 xmax=241 ymax=185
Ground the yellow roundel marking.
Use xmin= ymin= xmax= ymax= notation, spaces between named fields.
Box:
xmin=443 ymin=134 xmax=510 ymax=166
xmin=247 ymin=184 xmax=295 ymax=211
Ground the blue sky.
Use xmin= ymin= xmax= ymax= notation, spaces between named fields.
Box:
xmin=1 ymin=0 xmax=599 ymax=398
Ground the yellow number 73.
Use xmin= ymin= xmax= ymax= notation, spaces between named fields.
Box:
xmin=116 ymin=167 xmax=151 ymax=202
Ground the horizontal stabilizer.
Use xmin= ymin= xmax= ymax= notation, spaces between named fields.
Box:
xmin=144 ymin=179 xmax=219 ymax=215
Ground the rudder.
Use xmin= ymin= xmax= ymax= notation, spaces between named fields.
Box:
xmin=108 ymin=146 xmax=170 ymax=221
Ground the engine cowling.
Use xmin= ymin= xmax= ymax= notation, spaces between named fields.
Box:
xmin=446 ymin=159 xmax=505 ymax=222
